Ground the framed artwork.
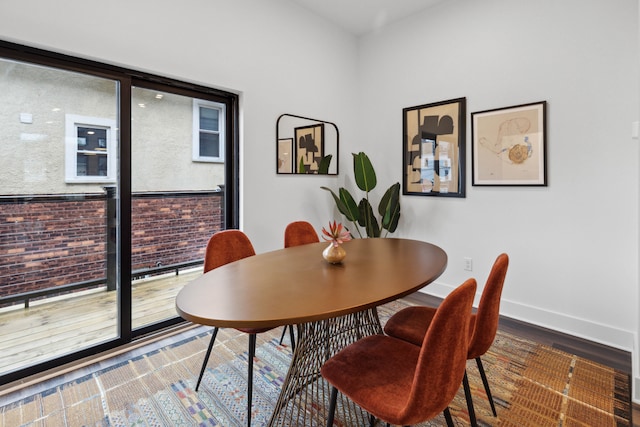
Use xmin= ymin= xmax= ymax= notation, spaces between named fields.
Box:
xmin=402 ymin=97 xmax=466 ymax=197
xmin=277 ymin=138 xmax=294 ymax=174
xmin=295 ymin=123 xmax=324 ymax=174
xmin=471 ymin=101 xmax=547 ymax=186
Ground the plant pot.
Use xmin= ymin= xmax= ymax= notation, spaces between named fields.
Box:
xmin=322 ymin=243 xmax=346 ymax=264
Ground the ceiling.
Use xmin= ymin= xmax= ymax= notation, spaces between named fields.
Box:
xmin=289 ymin=0 xmax=445 ymax=36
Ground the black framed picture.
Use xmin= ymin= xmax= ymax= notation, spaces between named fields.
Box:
xmin=295 ymin=124 xmax=324 ymax=174
xmin=402 ymin=97 xmax=466 ymax=197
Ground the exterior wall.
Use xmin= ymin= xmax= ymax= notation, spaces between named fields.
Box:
xmin=0 ymin=196 xmax=106 ymax=296
xmin=0 ymin=59 xmax=118 ymax=194
xmin=0 ymin=192 xmax=223 ymax=299
xmin=0 ymin=60 xmax=224 ymax=196
xmin=130 ymin=192 xmax=223 ymax=270
xmin=131 ymin=87 xmax=225 ymax=192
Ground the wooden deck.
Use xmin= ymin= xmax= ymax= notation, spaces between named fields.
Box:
xmin=0 ymin=268 xmax=203 ymax=376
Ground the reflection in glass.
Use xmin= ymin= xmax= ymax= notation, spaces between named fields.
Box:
xmin=276 ymin=114 xmax=339 ymax=175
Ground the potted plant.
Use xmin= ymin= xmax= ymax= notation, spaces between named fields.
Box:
xmin=321 ymin=152 xmax=400 ymax=238
xmin=321 ymin=220 xmax=352 ymax=263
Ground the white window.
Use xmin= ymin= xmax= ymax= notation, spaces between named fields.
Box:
xmin=65 ymin=114 xmax=117 ymax=183
xmin=192 ymin=100 xmax=225 ymax=162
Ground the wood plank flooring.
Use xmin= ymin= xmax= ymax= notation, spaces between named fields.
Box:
xmin=0 ymin=268 xmax=202 ymax=375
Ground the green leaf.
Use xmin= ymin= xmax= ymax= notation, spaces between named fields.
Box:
xmin=298 ymin=156 xmax=306 ymax=174
xmin=338 ymin=188 xmax=360 ymax=222
xmin=358 ymin=198 xmax=380 ymax=237
xmin=320 ymin=151 xmax=400 ymax=239
xmin=379 ymin=182 xmax=401 ymax=231
xmin=320 ymin=187 xmax=360 ymax=222
xmin=352 ymin=152 xmax=376 ymax=192
xmin=385 ymin=210 xmax=400 ymax=234
xmin=318 ymin=154 xmax=332 ymax=174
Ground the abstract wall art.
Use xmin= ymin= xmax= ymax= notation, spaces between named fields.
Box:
xmin=402 ymin=98 xmax=466 ymax=197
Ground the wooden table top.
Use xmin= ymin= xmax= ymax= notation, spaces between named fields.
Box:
xmin=175 ymin=238 xmax=447 ymax=329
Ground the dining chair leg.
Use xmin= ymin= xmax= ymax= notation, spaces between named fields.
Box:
xmin=443 ymin=407 xmax=454 ymax=427
xmin=476 ymin=357 xmax=497 ymax=416
xmin=462 ymin=370 xmax=478 ymax=427
xmin=288 ymin=325 xmax=296 ymax=352
xmin=278 ymin=326 xmax=296 ymax=351
xmin=247 ymin=333 xmax=257 ymax=427
xmin=195 ymin=327 xmax=219 ymax=391
xmin=326 ymin=386 xmax=338 ymax=427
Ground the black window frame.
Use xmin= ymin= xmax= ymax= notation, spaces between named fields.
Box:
xmin=0 ymin=39 xmax=239 ymax=384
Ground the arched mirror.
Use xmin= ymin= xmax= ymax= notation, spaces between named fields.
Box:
xmin=276 ymin=114 xmax=339 ymax=175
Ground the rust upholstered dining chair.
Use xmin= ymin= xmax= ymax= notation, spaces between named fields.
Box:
xmin=279 ymin=220 xmax=320 ymax=350
xmin=195 ymin=229 xmax=275 ymax=427
xmin=321 ymin=278 xmax=477 ymax=427
xmin=383 ymin=253 xmax=509 ymax=427
xmin=284 ymin=220 xmax=320 ymax=248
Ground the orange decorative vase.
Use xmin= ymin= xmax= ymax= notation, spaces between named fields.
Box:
xmin=323 ymin=243 xmax=346 ymax=264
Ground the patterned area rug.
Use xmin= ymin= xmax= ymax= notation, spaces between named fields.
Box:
xmin=0 ymin=299 xmax=632 ymax=426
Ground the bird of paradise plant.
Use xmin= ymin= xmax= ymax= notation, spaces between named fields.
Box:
xmin=321 ymin=152 xmax=401 ymax=238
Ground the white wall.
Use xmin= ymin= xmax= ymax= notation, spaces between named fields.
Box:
xmin=357 ymin=0 xmax=640 ymax=401
xmin=0 ymin=0 xmax=359 ymax=252
xmin=637 ymin=0 xmax=640 ymax=403
xmin=1 ymin=0 xmax=639 ymax=402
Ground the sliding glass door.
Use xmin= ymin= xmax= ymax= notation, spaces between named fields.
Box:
xmin=0 ymin=41 xmax=238 ymax=384
xmin=0 ymin=57 xmax=121 ymax=376
xmin=130 ymin=85 xmax=227 ymax=331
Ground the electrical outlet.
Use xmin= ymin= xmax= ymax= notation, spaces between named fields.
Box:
xmin=464 ymin=257 xmax=472 ymax=271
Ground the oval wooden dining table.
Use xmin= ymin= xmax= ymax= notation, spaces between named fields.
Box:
xmin=176 ymin=237 xmax=447 ymax=426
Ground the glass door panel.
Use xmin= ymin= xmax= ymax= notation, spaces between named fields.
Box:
xmin=0 ymin=58 xmax=120 ymax=376
xmin=130 ymin=87 xmax=225 ymax=330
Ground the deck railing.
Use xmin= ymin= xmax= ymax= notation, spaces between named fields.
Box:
xmin=0 ymin=259 xmax=204 ymax=309
xmin=0 ymin=189 xmax=222 ymax=307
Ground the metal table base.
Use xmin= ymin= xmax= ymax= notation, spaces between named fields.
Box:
xmin=268 ymin=307 xmax=383 ymax=426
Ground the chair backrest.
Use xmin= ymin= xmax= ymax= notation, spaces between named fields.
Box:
xmin=467 ymin=253 xmax=509 ymax=359
xmin=203 ymin=229 xmax=256 ymax=273
xmin=401 ymin=278 xmax=477 ymax=424
xmin=284 ymin=221 xmax=319 ymax=248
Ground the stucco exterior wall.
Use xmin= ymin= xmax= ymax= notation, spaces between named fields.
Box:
xmin=0 ymin=59 xmax=223 ymax=195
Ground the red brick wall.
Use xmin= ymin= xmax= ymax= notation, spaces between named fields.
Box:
xmin=0 ymin=197 xmax=106 ymax=297
xmin=131 ymin=193 xmax=223 ymax=270
xmin=0 ymin=192 xmax=223 ymax=298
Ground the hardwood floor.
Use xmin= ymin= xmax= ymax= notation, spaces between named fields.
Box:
xmin=404 ymin=292 xmax=639 ymax=426
xmin=0 ymin=268 xmax=202 ymax=375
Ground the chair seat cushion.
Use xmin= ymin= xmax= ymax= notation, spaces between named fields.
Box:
xmin=383 ymin=306 xmax=436 ymax=346
xmin=321 ymin=334 xmax=423 ymax=425
xmin=385 ymin=307 xmax=478 ymax=358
